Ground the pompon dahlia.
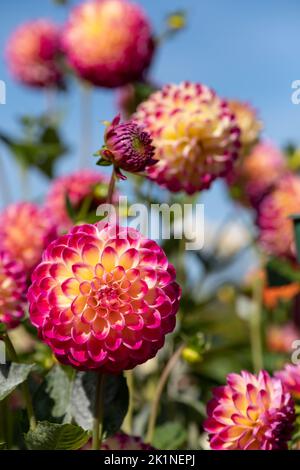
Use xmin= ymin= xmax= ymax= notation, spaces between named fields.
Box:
xmin=45 ymin=169 xmax=110 ymax=232
xmin=62 ymin=0 xmax=155 ymax=88
xmin=28 ymin=223 xmax=181 ymax=372
xmin=257 ymin=174 xmax=300 ymax=259
xmin=275 ymin=364 xmax=300 ymax=400
xmin=204 ymin=370 xmax=295 ymax=450
xmin=6 ymin=20 xmax=63 ymax=88
xmin=99 ymin=115 xmax=156 ymax=177
xmin=228 ymin=100 xmax=262 ymax=154
xmin=227 ymin=142 xmax=287 ymax=207
xmin=0 ymin=203 xmax=57 ymax=275
xmin=133 ymin=82 xmax=241 ymax=194
xmin=0 ymin=251 xmax=27 ymax=329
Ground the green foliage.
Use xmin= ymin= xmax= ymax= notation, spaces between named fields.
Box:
xmin=266 ymin=257 xmax=300 ymax=286
xmin=153 ymin=422 xmax=187 ymax=450
xmin=25 ymin=422 xmax=89 ymax=450
xmin=0 ymin=363 xmax=35 ymax=401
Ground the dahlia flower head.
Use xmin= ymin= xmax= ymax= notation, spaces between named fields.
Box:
xmin=101 ymin=432 xmax=154 ymax=450
xmin=0 ymin=202 xmax=57 ymax=276
xmin=228 ymin=142 xmax=287 ymax=207
xmin=28 ymin=222 xmax=181 ymax=372
xmin=45 ymin=169 xmax=110 ymax=233
xmin=275 ymin=364 xmax=300 ymax=401
xmin=100 ymin=115 xmax=157 ymax=177
xmin=0 ymin=251 xmax=27 ymax=329
xmin=62 ymin=0 xmax=155 ymax=88
xmin=267 ymin=324 xmax=300 ymax=354
xmin=6 ymin=20 xmax=63 ymax=88
xmin=228 ymin=100 xmax=262 ymax=153
xmin=204 ymin=370 xmax=295 ymax=450
xmin=257 ymin=173 xmax=300 ymax=259
xmin=133 ymin=81 xmax=241 ymax=194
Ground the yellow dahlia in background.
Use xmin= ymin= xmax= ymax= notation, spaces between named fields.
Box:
xmin=6 ymin=20 xmax=63 ymax=88
xmin=0 ymin=251 xmax=27 ymax=329
xmin=62 ymin=0 xmax=155 ymax=88
xmin=228 ymin=100 xmax=262 ymax=154
xmin=275 ymin=364 xmax=300 ymax=400
xmin=28 ymin=223 xmax=181 ymax=372
xmin=45 ymin=169 xmax=110 ymax=233
xmin=257 ymin=174 xmax=300 ymax=259
xmin=204 ymin=370 xmax=295 ymax=450
xmin=0 ymin=203 xmax=57 ymax=276
xmin=134 ymin=82 xmax=241 ymax=194
xmin=227 ymin=142 xmax=287 ymax=206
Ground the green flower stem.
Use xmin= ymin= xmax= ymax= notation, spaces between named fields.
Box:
xmin=250 ymin=279 xmax=264 ymax=373
xmin=92 ymin=373 xmax=106 ymax=450
xmin=3 ymin=334 xmax=36 ymax=430
xmin=19 ymin=163 xmax=29 ymax=200
xmin=106 ymin=168 xmax=116 ymax=205
xmin=146 ymin=343 xmax=185 ymax=445
xmin=123 ymin=370 xmax=134 ymax=434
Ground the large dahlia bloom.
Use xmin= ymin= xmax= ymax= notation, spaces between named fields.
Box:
xmin=6 ymin=20 xmax=63 ymax=88
xmin=275 ymin=364 xmax=300 ymax=400
xmin=228 ymin=142 xmax=287 ymax=206
xmin=45 ymin=169 xmax=109 ymax=232
xmin=204 ymin=370 xmax=295 ymax=450
xmin=228 ymin=100 xmax=262 ymax=154
xmin=0 ymin=251 xmax=27 ymax=329
xmin=133 ymin=82 xmax=241 ymax=194
xmin=257 ymin=174 xmax=300 ymax=259
xmin=28 ymin=223 xmax=181 ymax=372
xmin=62 ymin=0 xmax=155 ymax=88
xmin=100 ymin=115 xmax=156 ymax=177
xmin=0 ymin=203 xmax=57 ymax=275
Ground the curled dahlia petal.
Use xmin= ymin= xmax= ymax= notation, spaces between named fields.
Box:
xmin=0 ymin=251 xmax=27 ymax=329
xmin=45 ymin=169 xmax=110 ymax=232
xmin=0 ymin=203 xmax=58 ymax=276
xmin=6 ymin=20 xmax=63 ymax=88
xmin=100 ymin=115 xmax=157 ymax=175
xmin=204 ymin=370 xmax=295 ymax=450
xmin=28 ymin=222 xmax=181 ymax=373
xmin=62 ymin=0 xmax=155 ymax=88
xmin=133 ymin=81 xmax=241 ymax=194
xmin=257 ymin=174 xmax=300 ymax=259
xmin=228 ymin=100 xmax=262 ymax=153
xmin=227 ymin=142 xmax=287 ymax=207
xmin=275 ymin=364 xmax=300 ymax=400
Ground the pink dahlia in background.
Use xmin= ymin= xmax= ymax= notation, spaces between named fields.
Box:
xmin=227 ymin=142 xmax=287 ymax=207
xmin=62 ymin=0 xmax=155 ymax=88
xmin=267 ymin=324 xmax=300 ymax=354
xmin=275 ymin=364 xmax=300 ymax=400
xmin=257 ymin=174 xmax=300 ymax=259
xmin=228 ymin=100 xmax=262 ymax=154
xmin=45 ymin=169 xmax=110 ymax=233
xmin=28 ymin=222 xmax=181 ymax=372
xmin=0 ymin=251 xmax=27 ymax=329
xmin=6 ymin=20 xmax=63 ymax=88
xmin=134 ymin=81 xmax=241 ymax=194
xmin=99 ymin=115 xmax=156 ymax=177
xmin=204 ymin=370 xmax=295 ymax=450
xmin=0 ymin=203 xmax=57 ymax=275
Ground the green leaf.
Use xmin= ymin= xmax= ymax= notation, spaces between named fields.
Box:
xmin=0 ymin=442 xmax=7 ymax=449
xmin=153 ymin=422 xmax=187 ymax=450
xmin=266 ymin=257 xmax=300 ymax=286
xmin=71 ymin=372 xmax=129 ymax=438
xmin=25 ymin=422 xmax=89 ymax=450
xmin=0 ymin=363 xmax=35 ymax=401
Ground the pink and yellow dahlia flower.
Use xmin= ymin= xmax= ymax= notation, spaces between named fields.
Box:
xmin=275 ymin=364 xmax=300 ymax=400
xmin=228 ymin=100 xmax=262 ymax=153
xmin=100 ymin=115 xmax=156 ymax=177
xmin=257 ymin=174 xmax=300 ymax=259
xmin=0 ymin=203 xmax=57 ymax=275
xmin=62 ymin=0 xmax=155 ymax=88
xmin=133 ymin=82 xmax=241 ymax=194
xmin=0 ymin=251 xmax=27 ymax=329
xmin=204 ymin=370 xmax=295 ymax=450
xmin=6 ymin=20 xmax=63 ymax=88
xmin=228 ymin=142 xmax=287 ymax=206
xmin=28 ymin=223 xmax=181 ymax=372
xmin=45 ymin=169 xmax=109 ymax=232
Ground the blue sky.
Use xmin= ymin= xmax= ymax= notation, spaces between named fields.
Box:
xmin=0 ymin=0 xmax=300 ymax=217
